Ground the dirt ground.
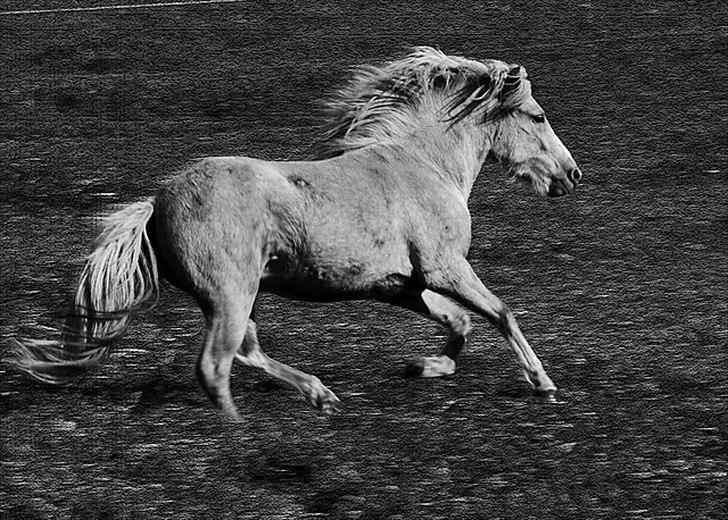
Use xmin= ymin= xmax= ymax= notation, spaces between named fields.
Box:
xmin=1 ymin=1 xmax=726 ymax=519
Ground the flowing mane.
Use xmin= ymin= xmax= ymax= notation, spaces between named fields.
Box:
xmin=315 ymin=46 xmax=530 ymax=158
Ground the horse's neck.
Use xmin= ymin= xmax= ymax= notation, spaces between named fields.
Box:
xmin=399 ymin=122 xmax=488 ymax=200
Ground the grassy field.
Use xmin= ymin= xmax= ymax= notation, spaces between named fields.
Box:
xmin=1 ymin=1 xmax=726 ymax=519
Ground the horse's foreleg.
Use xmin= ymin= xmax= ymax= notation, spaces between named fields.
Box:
xmin=235 ymin=321 xmax=341 ymax=415
xmin=425 ymin=258 xmax=557 ymax=395
xmin=198 ymin=298 xmax=254 ymax=421
xmin=390 ymin=290 xmax=471 ymax=377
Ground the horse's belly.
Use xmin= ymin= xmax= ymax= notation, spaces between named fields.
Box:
xmin=259 ymin=251 xmax=414 ymax=301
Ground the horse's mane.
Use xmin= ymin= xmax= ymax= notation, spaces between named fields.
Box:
xmin=314 ymin=46 xmax=529 ymax=158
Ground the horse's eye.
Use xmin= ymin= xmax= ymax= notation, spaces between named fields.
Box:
xmin=532 ymin=114 xmax=546 ymax=124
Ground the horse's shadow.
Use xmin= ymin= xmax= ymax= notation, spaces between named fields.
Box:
xmin=105 ymin=375 xmax=292 ymax=415
xmin=125 ymin=378 xmax=199 ymax=415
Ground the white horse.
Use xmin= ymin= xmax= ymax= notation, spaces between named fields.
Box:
xmin=12 ymin=47 xmax=582 ymax=420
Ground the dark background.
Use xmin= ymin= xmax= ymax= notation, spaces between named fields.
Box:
xmin=1 ymin=1 xmax=726 ymax=519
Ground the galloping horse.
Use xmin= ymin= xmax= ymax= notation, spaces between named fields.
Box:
xmin=12 ymin=47 xmax=582 ymax=420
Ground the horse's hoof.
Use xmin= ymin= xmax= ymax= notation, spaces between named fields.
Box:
xmin=222 ymin=407 xmax=244 ymax=422
xmin=533 ymin=387 xmax=558 ymax=402
xmin=402 ymin=359 xmax=425 ymax=378
xmin=525 ymin=370 xmax=557 ymax=396
xmin=404 ymin=356 xmax=455 ymax=378
xmin=316 ymin=392 xmax=342 ymax=415
xmin=303 ymin=377 xmax=341 ymax=415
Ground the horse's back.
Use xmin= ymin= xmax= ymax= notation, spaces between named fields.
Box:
xmin=163 ymin=155 xmax=294 ymax=202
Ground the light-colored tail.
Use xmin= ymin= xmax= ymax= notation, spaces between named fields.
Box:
xmin=11 ymin=198 xmax=159 ymax=383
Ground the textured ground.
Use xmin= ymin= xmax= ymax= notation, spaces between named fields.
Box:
xmin=1 ymin=1 xmax=726 ymax=519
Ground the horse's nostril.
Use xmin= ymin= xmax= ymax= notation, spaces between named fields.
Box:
xmin=568 ymin=168 xmax=582 ymax=185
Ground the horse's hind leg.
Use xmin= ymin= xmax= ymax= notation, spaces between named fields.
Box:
xmin=235 ymin=320 xmax=341 ymax=414
xmin=390 ymin=290 xmax=471 ymax=378
xmin=197 ymin=295 xmax=255 ymax=421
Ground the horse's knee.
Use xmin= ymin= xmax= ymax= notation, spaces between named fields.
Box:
xmin=454 ymin=312 xmax=472 ymax=336
xmin=443 ymin=314 xmax=469 ymax=360
xmin=438 ymin=308 xmax=471 ymax=340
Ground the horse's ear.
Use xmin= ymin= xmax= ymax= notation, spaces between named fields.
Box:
xmin=444 ymin=71 xmax=493 ymax=122
xmin=501 ymin=65 xmax=526 ymax=101
xmin=501 ymin=66 xmax=520 ymax=95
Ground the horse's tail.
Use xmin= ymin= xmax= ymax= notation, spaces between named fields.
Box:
xmin=11 ymin=198 xmax=159 ymax=384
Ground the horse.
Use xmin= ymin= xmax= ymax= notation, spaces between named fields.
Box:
xmin=11 ymin=47 xmax=582 ymax=421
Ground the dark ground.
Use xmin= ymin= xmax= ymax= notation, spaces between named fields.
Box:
xmin=1 ymin=1 xmax=726 ymax=519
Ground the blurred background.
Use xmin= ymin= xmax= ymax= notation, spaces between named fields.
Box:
xmin=1 ymin=1 xmax=726 ymax=519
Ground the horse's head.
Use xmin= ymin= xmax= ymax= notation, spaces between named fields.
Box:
xmin=487 ymin=66 xmax=582 ymax=197
xmin=315 ymin=47 xmax=582 ymax=195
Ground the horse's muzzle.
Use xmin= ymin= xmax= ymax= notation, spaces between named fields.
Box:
xmin=548 ymin=168 xmax=582 ymax=197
